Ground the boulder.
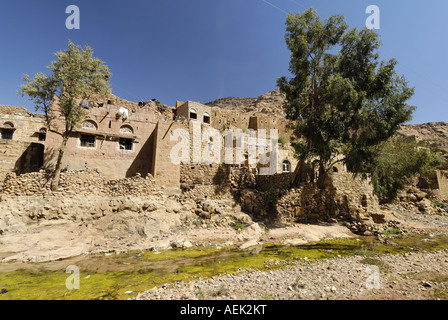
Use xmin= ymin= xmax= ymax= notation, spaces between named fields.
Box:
xmin=417 ymin=198 xmax=435 ymax=214
xmin=170 ymin=239 xmax=193 ymax=249
xmin=142 ymin=202 xmax=158 ymax=212
xmin=239 ymin=239 xmax=259 ymax=250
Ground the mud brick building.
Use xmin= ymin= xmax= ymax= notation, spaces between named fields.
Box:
xmin=0 ymin=90 xmax=447 ymax=200
xmin=0 ymin=106 xmax=46 ymax=181
xmin=43 ymin=99 xmax=182 ymax=189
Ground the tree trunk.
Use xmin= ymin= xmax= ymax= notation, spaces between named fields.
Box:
xmin=50 ymin=135 xmax=69 ymax=191
xmin=316 ymin=160 xmax=328 ymax=189
xmin=292 ymin=158 xmax=305 ymax=186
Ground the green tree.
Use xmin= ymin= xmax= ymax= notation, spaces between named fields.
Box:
xmin=277 ymin=8 xmax=415 ymax=188
xmin=367 ymin=137 xmax=445 ymax=203
xmin=19 ymin=41 xmax=111 ymax=190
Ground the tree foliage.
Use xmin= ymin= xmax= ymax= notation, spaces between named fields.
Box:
xmin=366 ymin=137 xmax=445 ymax=203
xmin=277 ymin=8 xmax=416 ymax=188
xmin=19 ymin=40 xmax=111 ymax=190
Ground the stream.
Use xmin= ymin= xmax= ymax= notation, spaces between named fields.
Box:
xmin=1 ymin=233 xmax=447 ymax=300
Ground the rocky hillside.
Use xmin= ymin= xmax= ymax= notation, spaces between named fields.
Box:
xmin=206 ymin=90 xmax=447 ymax=140
xmin=399 ymin=122 xmax=448 ymax=142
xmin=206 ymin=88 xmax=287 ymax=119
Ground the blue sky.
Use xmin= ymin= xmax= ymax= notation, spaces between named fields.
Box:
xmin=0 ymin=0 xmax=446 ymax=124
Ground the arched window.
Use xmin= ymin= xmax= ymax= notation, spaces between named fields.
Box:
xmin=203 ymin=112 xmax=211 ymax=124
xmin=38 ymin=128 xmax=47 ymax=142
xmin=82 ymin=120 xmax=97 ymax=130
xmin=189 ymin=108 xmax=197 ymax=120
xmin=1 ymin=122 xmax=15 ymax=140
xmin=120 ymin=125 xmax=134 ymax=134
xmin=282 ymin=160 xmax=292 ymax=173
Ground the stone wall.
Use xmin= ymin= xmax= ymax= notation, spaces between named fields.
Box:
xmin=180 ymin=163 xmax=232 ymax=190
xmin=1 ymin=169 xmax=157 ymax=197
xmin=436 ymin=170 xmax=448 ymax=201
xmin=0 ymin=110 xmax=46 ymax=181
xmin=181 ymin=163 xmax=295 ymax=193
xmin=255 ymin=172 xmax=294 ymax=191
xmin=331 ymin=171 xmax=381 ymax=218
xmin=238 ymin=171 xmax=382 ymax=234
xmin=0 ymin=108 xmax=45 ymax=143
xmin=238 ymin=184 xmax=342 ymax=223
xmin=0 ymin=140 xmax=44 ymax=182
xmin=151 ymin=121 xmax=182 ymax=189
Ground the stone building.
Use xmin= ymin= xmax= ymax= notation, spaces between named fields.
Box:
xmin=43 ymin=99 xmax=182 ymax=189
xmin=0 ymin=95 xmax=315 ymax=189
xmin=0 ymin=106 xmax=46 ymax=181
xmin=3 ymin=91 xmax=446 ymax=200
xmin=175 ymin=101 xmax=211 ymax=125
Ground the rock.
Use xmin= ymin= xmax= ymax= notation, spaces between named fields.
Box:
xmin=417 ymin=199 xmax=435 ymax=214
xmin=143 ymin=202 xmax=158 ymax=212
xmin=239 ymin=239 xmax=259 ymax=250
xmin=196 ymin=210 xmax=211 ymax=220
xmin=408 ymin=194 xmax=418 ymax=202
xmin=171 ymin=239 xmax=193 ymax=249
xmin=282 ymin=238 xmax=308 ymax=246
xmin=415 ymin=191 xmax=427 ymax=201
xmin=118 ymin=200 xmax=140 ymax=212
xmin=150 ymin=239 xmax=171 ymax=251
xmin=241 ymin=223 xmax=263 ymax=240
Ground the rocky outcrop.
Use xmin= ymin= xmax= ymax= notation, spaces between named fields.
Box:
xmin=205 ymin=89 xmax=287 ymax=119
xmin=399 ymin=122 xmax=448 ymax=142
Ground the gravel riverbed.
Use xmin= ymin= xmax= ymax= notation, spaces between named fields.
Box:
xmin=134 ymin=249 xmax=448 ymax=300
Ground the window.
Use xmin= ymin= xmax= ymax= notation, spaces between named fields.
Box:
xmin=189 ymin=108 xmax=197 ymax=120
xmin=80 ymin=100 xmax=90 ymax=109
xmin=38 ymin=133 xmax=46 ymax=142
xmin=203 ymin=112 xmax=211 ymax=124
xmin=120 ymin=125 xmax=133 ymax=134
xmin=119 ymin=138 xmax=133 ymax=150
xmin=38 ymin=128 xmax=46 ymax=142
xmin=282 ymin=160 xmax=291 ymax=173
xmin=82 ymin=121 xmax=97 ymax=130
xmin=80 ymin=135 xmax=95 ymax=148
xmin=2 ymin=122 xmax=14 ymax=140
xmin=1 ymin=129 xmax=13 ymax=140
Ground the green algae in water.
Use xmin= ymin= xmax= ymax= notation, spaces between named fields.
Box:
xmin=0 ymin=268 xmax=195 ymax=300
xmin=139 ymin=246 xmax=221 ymax=262
xmin=0 ymin=241 xmax=359 ymax=300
